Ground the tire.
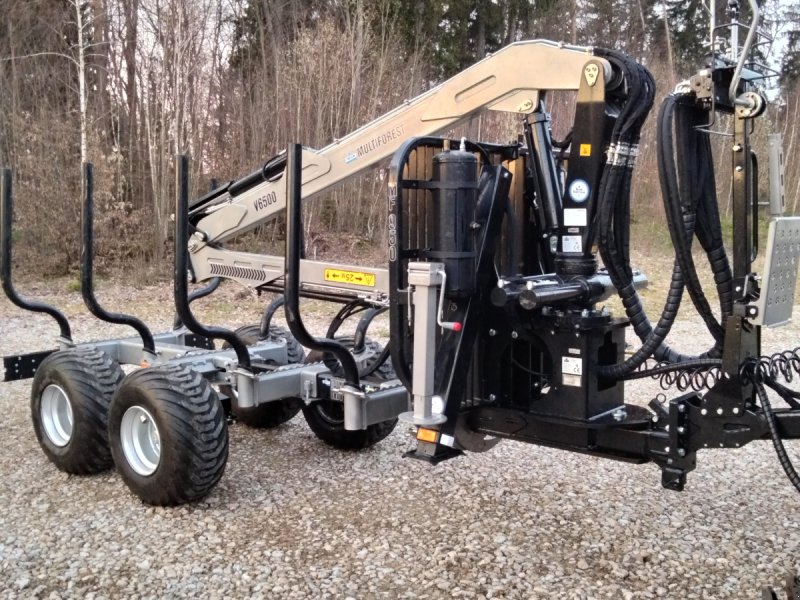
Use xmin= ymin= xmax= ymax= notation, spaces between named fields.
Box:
xmin=30 ymin=347 xmax=124 ymax=475
xmin=302 ymin=337 xmax=398 ymax=450
xmin=109 ymin=364 xmax=228 ymax=506
xmin=220 ymin=324 xmax=305 ymax=428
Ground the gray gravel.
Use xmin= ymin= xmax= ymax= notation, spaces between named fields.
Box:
xmin=0 ymin=284 xmax=799 ymax=599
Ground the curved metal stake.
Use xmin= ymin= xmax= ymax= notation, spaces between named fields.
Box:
xmin=173 ymin=155 xmax=251 ymax=370
xmin=1 ymin=168 xmax=72 ymax=344
xmin=283 ymin=144 xmax=360 ymax=389
xmin=81 ymin=163 xmax=156 ymax=357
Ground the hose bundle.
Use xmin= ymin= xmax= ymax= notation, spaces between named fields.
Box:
xmin=594 ymin=49 xmax=733 ymax=379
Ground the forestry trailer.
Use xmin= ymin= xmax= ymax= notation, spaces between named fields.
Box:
xmin=3 ymin=0 xmax=800 ymax=507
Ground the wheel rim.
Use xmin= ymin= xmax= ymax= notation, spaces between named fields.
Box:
xmin=316 ymin=401 xmax=345 ymax=426
xmin=120 ymin=406 xmax=161 ymax=476
xmin=40 ymin=384 xmax=73 ymax=447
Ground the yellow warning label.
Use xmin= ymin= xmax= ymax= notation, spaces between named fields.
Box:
xmin=324 ymin=269 xmax=375 ymax=287
xmin=580 ymin=144 xmax=592 ymax=157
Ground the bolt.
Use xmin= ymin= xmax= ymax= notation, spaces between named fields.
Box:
xmin=652 ymin=415 xmax=659 ymax=423
xmin=665 ymin=446 xmax=671 ymax=453
xmin=716 ymin=407 xmax=723 ymax=415
xmin=735 ymin=286 xmax=742 ymax=293
xmin=511 ymin=331 xmax=519 ymax=339
xmin=732 ymin=407 xmax=740 ymax=415
xmin=677 ymin=426 xmax=686 ymax=435
xmin=581 ymin=309 xmax=589 ymax=318
xmin=488 ymin=329 xmax=497 ymax=337
xmin=613 ymin=408 xmax=626 ymax=422
xmin=733 ymin=144 xmax=743 ymax=152
xmin=488 ymin=394 xmax=497 ymax=402
xmin=665 ymin=425 xmax=670 ymax=432
xmin=701 ymin=408 xmax=708 ymax=416
xmin=677 ymin=448 xmax=686 ymax=457
xmin=735 ymin=166 xmax=743 ymax=172
xmin=678 ymin=404 xmax=686 ymax=413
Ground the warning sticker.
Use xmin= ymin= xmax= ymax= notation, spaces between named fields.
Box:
xmin=580 ymin=144 xmax=592 ymax=156
xmin=324 ymin=269 xmax=375 ymax=287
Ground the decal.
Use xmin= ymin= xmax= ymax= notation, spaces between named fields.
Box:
xmin=345 ymin=153 xmax=357 ymax=164
xmin=562 ymin=235 xmax=582 ymax=253
xmin=253 ymin=191 xmax=278 ymax=211
xmin=562 ymin=356 xmax=583 ymax=387
xmin=324 ymin=269 xmax=375 ymax=287
xmin=388 ymin=185 xmax=398 ymax=262
xmin=562 ymin=356 xmax=583 ymax=375
xmin=563 ymin=208 xmax=587 ymax=227
xmin=579 ymin=144 xmax=592 ymax=157
xmin=568 ymin=179 xmax=590 ymax=203
xmin=355 ymin=124 xmax=405 ymax=158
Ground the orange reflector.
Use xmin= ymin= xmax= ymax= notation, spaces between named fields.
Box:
xmin=416 ymin=428 xmax=439 ymax=443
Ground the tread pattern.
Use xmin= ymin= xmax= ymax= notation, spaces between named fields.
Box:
xmin=302 ymin=337 xmax=398 ymax=450
xmin=221 ymin=324 xmax=305 ymax=428
xmin=109 ymin=364 xmax=228 ymax=506
xmin=30 ymin=347 xmax=124 ymax=475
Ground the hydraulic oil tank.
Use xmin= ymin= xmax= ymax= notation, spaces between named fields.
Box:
xmin=430 ymin=148 xmax=478 ymax=297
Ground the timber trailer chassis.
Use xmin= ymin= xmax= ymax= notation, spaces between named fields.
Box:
xmin=3 ymin=0 xmax=800 ymax=508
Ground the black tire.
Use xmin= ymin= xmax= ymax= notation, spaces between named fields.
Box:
xmin=220 ymin=324 xmax=305 ymax=428
xmin=109 ymin=364 xmax=228 ymax=506
xmin=30 ymin=347 xmax=124 ymax=475
xmin=302 ymin=337 xmax=398 ymax=450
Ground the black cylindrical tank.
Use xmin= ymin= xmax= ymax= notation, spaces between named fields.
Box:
xmin=430 ymin=149 xmax=478 ymax=297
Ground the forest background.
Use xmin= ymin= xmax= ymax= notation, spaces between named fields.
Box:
xmin=1 ymin=0 xmax=800 ymax=280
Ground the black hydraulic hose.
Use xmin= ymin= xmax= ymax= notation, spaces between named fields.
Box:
xmin=81 ymin=163 xmax=156 ymax=354
xmin=598 ymin=82 xmax=739 ymax=378
xmin=353 ymin=306 xmax=388 ymax=353
xmin=174 ymin=155 xmax=251 ymax=369
xmin=665 ymin=100 xmax=725 ymax=344
xmin=764 ymin=379 xmax=800 ymax=410
xmin=283 ymin=144 xmax=360 ymax=389
xmin=173 ymin=277 xmax=222 ymax=329
xmin=756 ymin=379 xmax=800 ymax=494
xmin=0 ymin=168 xmax=72 ymax=341
xmin=623 ymin=357 xmax=722 ymax=380
xmin=259 ymin=295 xmax=286 ymax=339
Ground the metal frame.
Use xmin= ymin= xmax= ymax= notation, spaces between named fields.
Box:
xmin=3 ymin=14 xmax=800 ymax=497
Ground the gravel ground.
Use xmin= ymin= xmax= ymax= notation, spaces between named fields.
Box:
xmin=0 ymin=282 xmax=799 ymax=599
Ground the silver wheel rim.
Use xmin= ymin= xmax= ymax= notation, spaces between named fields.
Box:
xmin=120 ymin=406 xmax=161 ymax=476
xmin=40 ymin=384 xmax=73 ymax=447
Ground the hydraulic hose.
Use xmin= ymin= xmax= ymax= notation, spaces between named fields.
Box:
xmin=595 ymin=58 xmax=735 ymax=378
xmin=756 ymin=379 xmax=800 ymax=494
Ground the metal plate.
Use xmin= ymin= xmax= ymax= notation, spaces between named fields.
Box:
xmin=3 ymin=349 xmax=55 ymax=381
xmin=753 ymin=217 xmax=800 ymax=327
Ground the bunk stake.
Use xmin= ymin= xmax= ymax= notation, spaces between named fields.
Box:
xmin=81 ymin=162 xmax=156 ymax=356
xmin=173 ymin=154 xmax=252 ymax=371
xmin=0 ymin=167 xmax=72 ymax=343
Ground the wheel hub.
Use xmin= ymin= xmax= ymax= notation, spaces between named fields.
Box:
xmin=40 ymin=384 xmax=73 ymax=447
xmin=120 ymin=406 xmax=161 ymax=476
